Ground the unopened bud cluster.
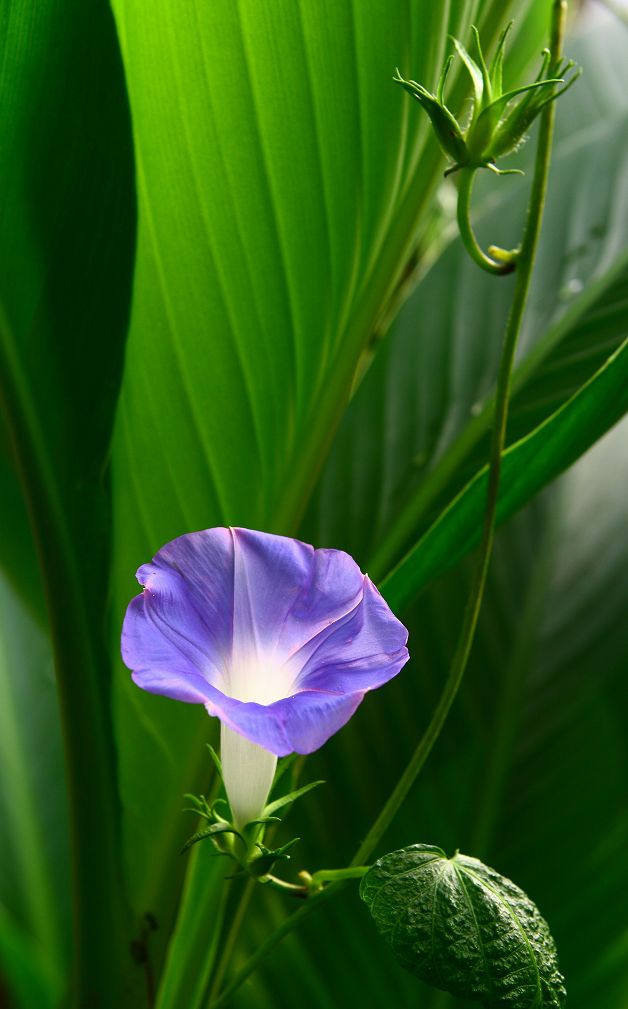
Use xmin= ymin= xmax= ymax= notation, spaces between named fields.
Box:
xmin=395 ymin=22 xmax=579 ymax=178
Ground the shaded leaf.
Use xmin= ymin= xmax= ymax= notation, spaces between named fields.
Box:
xmin=304 ymin=106 xmax=628 ymax=574
xmin=0 ymin=0 xmax=137 ymax=1000
xmin=0 ymin=573 xmax=69 ymax=991
xmin=381 ymin=338 xmax=628 ymax=612
xmin=0 ymin=908 xmax=58 ymax=1009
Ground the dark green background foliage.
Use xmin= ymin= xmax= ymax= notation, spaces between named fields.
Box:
xmin=0 ymin=2 xmax=626 ymax=1008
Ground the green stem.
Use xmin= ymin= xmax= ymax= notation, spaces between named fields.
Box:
xmin=350 ymin=0 xmax=566 ymax=872
xmin=307 ymin=866 xmax=369 ymax=887
xmin=208 ymin=887 xmax=337 ymax=1009
xmin=207 ymin=878 xmax=257 ymax=1004
xmin=207 ymin=4 xmax=567 ymax=1004
xmin=456 ymin=167 xmax=518 ymax=276
xmin=470 ymin=510 xmax=557 ymax=857
xmin=259 ymin=876 xmax=308 ymax=898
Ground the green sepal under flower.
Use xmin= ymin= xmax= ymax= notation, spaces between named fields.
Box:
xmin=181 ymin=747 xmax=324 ymax=881
xmin=395 ymin=21 xmax=580 ymax=176
xmin=393 ymin=67 xmax=467 ymax=167
xmin=248 ymin=837 xmax=302 ymax=879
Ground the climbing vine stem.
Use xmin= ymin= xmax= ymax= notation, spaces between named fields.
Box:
xmin=456 ymin=166 xmax=518 ymax=275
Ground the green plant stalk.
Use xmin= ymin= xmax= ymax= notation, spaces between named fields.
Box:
xmin=154 ymin=829 xmax=229 ymax=1008
xmin=352 ymin=0 xmax=567 ymax=868
xmin=0 ymin=306 xmax=128 ymax=1007
xmin=206 ymin=879 xmax=256 ymax=1004
xmin=208 ymin=885 xmax=336 ymax=1009
xmin=456 ymin=167 xmax=517 ymax=275
xmin=207 ymin=4 xmax=567 ymax=1005
xmin=470 ymin=508 xmax=558 ymax=858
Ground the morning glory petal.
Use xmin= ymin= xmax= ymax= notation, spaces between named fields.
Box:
xmin=229 ymin=529 xmax=364 ymax=664
xmin=203 ymin=687 xmax=365 ymax=757
xmin=122 ymin=527 xmax=410 ymax=762
xmin=122 ymin=528 xmax=238 ymax=695
xmin=291 ymin=577 xmax=409 ymax=694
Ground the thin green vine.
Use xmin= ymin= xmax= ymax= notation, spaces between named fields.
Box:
xmin=456 ymin=167 xmax=518 ymax=275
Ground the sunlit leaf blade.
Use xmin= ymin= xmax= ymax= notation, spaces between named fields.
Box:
xmin=230 ymin=20 xmax=628 ymax=1009
xmin=0 ymin=1 xmax=135 ymax=544
xmin=108 ymin=0 xmax=529 ymax=941
xmin=361 ymin=844 xmax=565 ymax=1008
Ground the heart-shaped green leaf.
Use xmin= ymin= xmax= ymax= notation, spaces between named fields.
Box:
xmin=360 ymin=843 xmax=565 ymax=1009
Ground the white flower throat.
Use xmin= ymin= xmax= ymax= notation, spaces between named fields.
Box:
xmin=221 ymin=654 xmax=296 ymax=828
xmin=224 ymin=652 xmax=298 ymax=705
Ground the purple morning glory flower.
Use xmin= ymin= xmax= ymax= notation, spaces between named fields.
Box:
xmin=121 ymin=528 xmax=409 ymax=826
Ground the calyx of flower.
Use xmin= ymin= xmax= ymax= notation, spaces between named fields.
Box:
xmin=394 ymin=22 xmax=580 ymax=177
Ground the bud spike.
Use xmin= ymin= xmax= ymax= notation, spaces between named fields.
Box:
xmin=489 ymin=21 xmax=514 ymax=94
xmin=437 ymin=54 xmax=454 ymax=104
xmin=471 ymin=25 xmax=492 ymax=105
xmin=450 ymin=35 xmax=484 ymax=108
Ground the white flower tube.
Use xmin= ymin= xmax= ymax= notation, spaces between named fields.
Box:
xmin=220 ymin=722 xmax=277 ymax=829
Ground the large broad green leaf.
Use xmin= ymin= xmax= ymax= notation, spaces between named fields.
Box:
xmin=219 ymin=18 xmax=628 ymax=1008
xmin=0 ymin=1 xmax=136 ymax=1002
xmin=0 ymin=1 xmax=135 ymax=564
xmin=381 ymin=338 xmax=628 ymax=611
xmin=107 ymin=0 xmax=549 ymax=957
xmin=301 ymin=104 xmax=628 ymax=572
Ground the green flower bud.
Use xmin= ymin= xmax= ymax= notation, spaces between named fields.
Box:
xmin=395 ymin=22 xmax=580 ymax=176
xmin=393 ymin=67 xmax=468 ymax=167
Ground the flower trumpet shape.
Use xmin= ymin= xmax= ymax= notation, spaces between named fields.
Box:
xmin=122 ymin=528 xmax=409 ymax=827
